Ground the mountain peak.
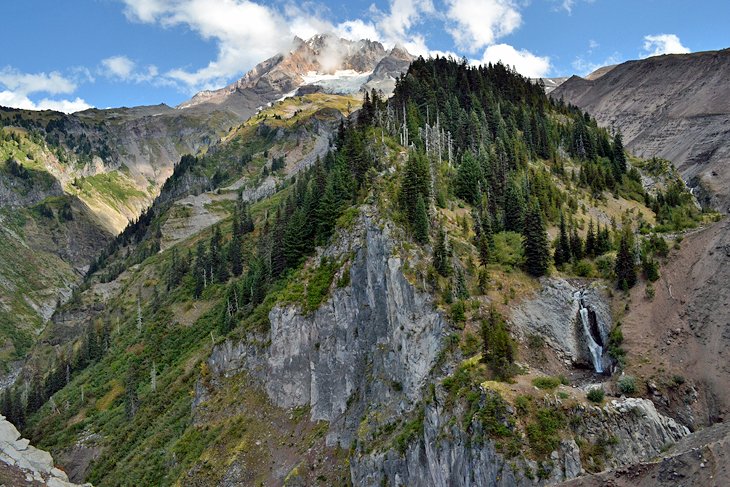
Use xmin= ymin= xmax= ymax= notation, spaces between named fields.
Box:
xmin=179 ymin=34 xmax=413 ymax=116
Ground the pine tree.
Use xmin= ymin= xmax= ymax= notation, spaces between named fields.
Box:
xmin=585 ymin=219 xmax=596 ymax=257
xmin=454 ymin=151 xmax=482 ymax=204
xmin=454 ymin=267 xmax=469 ymax=300
xmin=399 ymin=151 xmax=431 ymax=220
xmin=503 ymin=178 xmax=525 ymax=233
xmin=553 ymin=213 xmax=571 ymax=267
xmin=612 ymin=131 xmax=627 ymax=174
xmin=412 ymin=195 xmax=430 ymax=244
xmin=433 ymin=226 xmax=451 ymax=277
xmin=570 ymin=227 xmax=584 ymax=261
xmin=283 ymin=207 xmax=308 ymax=269
xmin=480 ymin=306 xmax=515 ymax=380
xmin=523 ymin=198 xmax=550 ymax=277
xmin=615 ymin=229 xmax=637 ymax=290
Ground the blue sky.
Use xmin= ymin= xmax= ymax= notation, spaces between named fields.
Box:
xmin=0 ymin=0 xmax=727 ymax=112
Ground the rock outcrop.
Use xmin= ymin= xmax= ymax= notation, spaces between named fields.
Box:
xmin=511 ymin=278 xmax=613 ymax=372
xmin=351 ymin=395 xmax=688 ymax=487
xmin=0 ymin=415 xmax=89 ymax=486
xmin=208 ymin=208 xmax=448 ymax=445
xmin=204 ymin=208 xmax=688 ymax=486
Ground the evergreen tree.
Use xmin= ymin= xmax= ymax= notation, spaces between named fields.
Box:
xmin=433 ymin=226 xmax=452 ymax=277
xmin=585 ymin=219 xmax=596 ymax=257
xmin=480 ymin=306 xmax=515 ymax=380
xmin=503 ymin=178 xmax=525 ymax=233
xmin=615 ymin=229 xmax=637 ymax=290
xmin=412 ymin=195 xmax=430 ymax=244
xmin=454 ymin=267 xmax=469 ymax=300
xmin=596 ymin=224 xmax=611 ymax=255
xmin=570 ymin=227 xmax=584 ymax=261
xmin=454 ymin=152 xmax=483 ymax=204
xmin=523 ymin=198 xmax=550 ymax=277
xmin=399 ymin=151 xmax=431 ymax=221
xmin=612 ymin=131 xmax=627 ymax=174
xmin=283 ymin=207 xmax=308 ymax=269
xmin=553 ymin=213 xmax=571 ymax=267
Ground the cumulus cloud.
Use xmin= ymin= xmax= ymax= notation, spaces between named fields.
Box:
xmin=0 ymin=67 xmax=91 ymax=113
xmin=122 ymin=0 xmax=297 ymax=91
xmin=474 ymin=44 xmax=551 ymax=78
xmin=117 ymin=0 xmax=540 ymax=91
xmin=336 ymin=19 xmax=381 ymax=43
xmin=0 ymin=91 xmax=91 ymax=113
xmin=101 ymin=55 xmax=159 ymax=83
xmin=0 ymin=68 xmax=77 ymax=96
xmin=641 ymin=34 xmax=690 ymax=58
xmin=445 ymin=0 xmax=522 ymax=52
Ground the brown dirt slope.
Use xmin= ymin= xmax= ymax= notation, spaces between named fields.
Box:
xmin=621 ymin=218 xmax=730 ymax=428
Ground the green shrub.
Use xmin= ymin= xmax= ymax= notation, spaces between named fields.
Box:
xmin=573 ymin=259 xmax=594 ymax=277
xmin=587 ymin=388 xmax=605 ymax=403
xmin=450 ymin=300 xmax=466 ymax=323
xmin=617 ymin=375 xmax=637 ymax=394
xmin=526 ymin=407 xmax=565 ymax=456
xmin=532 ymin=376 xmax=561 ymax=390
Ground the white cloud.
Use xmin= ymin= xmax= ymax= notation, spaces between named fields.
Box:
xmin=122 ymin=0 xmax=297 ymax=91
xmin=102 ymin=55 xmax=136 ymax=79
xmin=336 ymin=19 xmax=381 ymax=43
xmin=101 ymin=55 xmax=159 ymax=83
xmin=571 ymin=53 xmax=621 ymax=76
xmin=554 ymin=0 xmax=596 ymax=14
xmin=0 ymin=90 xmax=91 ymax=113
xmin=445 ymin=0 xmax=522 ymax=52
xmin=641 ymin=34 xmax=690 ymax=58
xmin=0 ymin=68 xmax=91 ymax=113
xmin=474 ymin=43 xmax=551 ymax=78
xmin=0 ymin=68 xmax=77 ymax=96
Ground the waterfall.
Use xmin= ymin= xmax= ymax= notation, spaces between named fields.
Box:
xmin=575 ymin=290 xmax=604 ymax=373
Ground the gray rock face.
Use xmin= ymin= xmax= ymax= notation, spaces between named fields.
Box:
xmin=0 ymin=415 xmax=90 ymax=486
xmin=511 ymin=278 xmax=613 ymax=372
xmin=207 ymin=209 xmax=448 ymax=444
xmin=202 ymin=208 xmax=690 ymax=485
xmin=351 ymin=395 xmax=688 ymax=487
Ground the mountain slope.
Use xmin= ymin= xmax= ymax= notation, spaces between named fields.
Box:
xmin=2 ymin=58 xmax=706 ymax=486
xmin=552 ymin=49 xmax=730 ymax=210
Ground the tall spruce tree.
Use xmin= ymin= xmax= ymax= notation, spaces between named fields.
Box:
xmin=585 ymin=219 xmax=596 ymax=257
xmin=433 ymin=226 xmax=451 ymax=277
xmin=523 ymin=198 xmax=550 ymax=277
xmin=615 ymin=229 xmax=637 ymax=290
xmin=553 ymin=213 xmax=571 ymax=267
xmin=503 ymin=178 xmax=526 ymax=233
xmin=570 ymin=227 xmax=584 ymax=261
xmin=412 ymin=195 xmax=430 ymax=244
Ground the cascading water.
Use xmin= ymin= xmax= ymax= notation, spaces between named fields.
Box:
xmin=575 ymin=290 xmax=604 ymax=373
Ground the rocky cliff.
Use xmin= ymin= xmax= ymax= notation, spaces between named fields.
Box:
xmin=0 ymin=415 xmax=89 ymax=486
xmin=204 ymin=207 xmax=689 ymax=486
